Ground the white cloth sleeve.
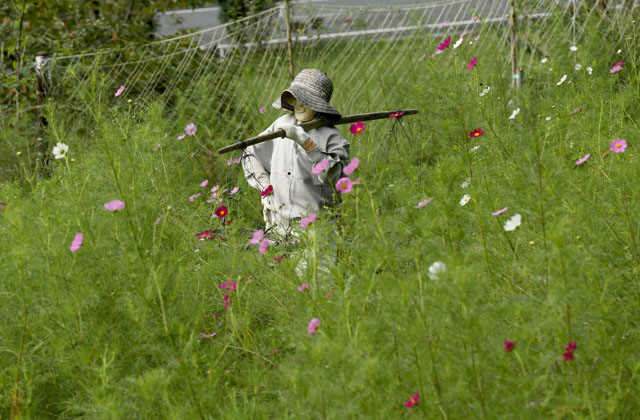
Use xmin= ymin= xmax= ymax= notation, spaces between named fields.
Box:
xmin=241 ymin=125 xmax=275 ymax=192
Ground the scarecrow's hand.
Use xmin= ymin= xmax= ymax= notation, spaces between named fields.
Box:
xmin=278 ymin=124 xmax=317 ymax=152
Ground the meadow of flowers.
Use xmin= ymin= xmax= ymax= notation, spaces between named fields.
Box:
xmin=1 ymin=21 xmax=639 ymax=418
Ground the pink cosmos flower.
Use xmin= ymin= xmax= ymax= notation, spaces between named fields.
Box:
xmin=438 ymin=18 xmax=450 ymax=29
xmin=609 ymin=138 xmax=627 ymax=153
xmin=437 ymin=35 xmax=451 ymax=51
xmin=297 ymin=283 xmax=310 ymax=292
xmin=610 ymin=61 xmax=624 ymax=74
xmin=300 ymin=213 xmax=317 ymax=228
xmin=335 ymin=177 xmax=353 ymax=193
xmin=307 ymin=318 xmax=320 ymax=335
xmin=575 ymin=153 xmax=590 ymax=165
xmin=503 ymin=340 xmax=516 ymax=353
xmin=352 ymin=177 xmax=361 ymax=185
xmin=466 ymin=56 xmax=478 ymax=69
xmin=418 ymin=53 xmax=426 ymax=61
xmin=114 ymin=85 xmax=125 ymax=97
xmin=104 ymin=200 xmax=125 ymax=211
xmin=343 ymin=17 xmax=351 ymax=23
xmin=230 ymin=186 xmax=239 ymax=195
xmin=189 ymin=152 xmax=195 ymax=158
xmin=218 ymin=279 xmax=238 ymax=292
xmin=405 ymin=393 xmax=419 ymax=408
xmin=189 ymin=193 xmax=201 ymax=202
xmin=177 ymin=134 xmax=186 ymax=140
xmin=259 ymin=238 xmax=270 ymax=254
xmin=196 ymin=230 xmax=216 ymax=240
xmin=343 ymin=157 xmax=359 ymax=175
xmin=491 ymin=206 xmax=508 ymax=216
xmin=389 ymin=111 xmax=404 ymax=118
xmin=70 ymin=232 xmax=83 ymax=252
xmin=200 ymin=179 xmax=208 ymax=187
xmin=259 ymin=106 xmax=265 ymax=114
xmin=350 ymin=121 xmax=366 ymax=134
xmin=224 ymin=295 xmax=231 ymax=309
xmin=249 ymin=229 xmax=264 ymax=245
xmin=226 ymin=156 xmax=242 ymax=166
xmin=416 ymin=198 xmax=431 ymax=208
xmin=185 ymin=123 xmax=197 ymax=136
xmin=312 ymin=158 xmax=329 ymax=174
xmin=471 ymin=15 xmax=479 ymax=22
xmin=200 ymin=332 xmax=217 ymax=340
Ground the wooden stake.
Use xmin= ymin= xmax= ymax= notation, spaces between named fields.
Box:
xmin=509 ymin=0 xmax=523 ymax=88
xmin=284 ymin=0 xmax=295 ymax=79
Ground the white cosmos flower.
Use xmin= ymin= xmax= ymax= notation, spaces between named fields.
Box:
xmin=545 ymin=116 xmax=552 ymax=121
xmin=586 ymin=67 xmax=593 ymax=75
xmin=617 ymin=49 xmax=622 ymax=54
xmin=461 ymin=177 xmax=471 ymax=188
xmin=570 ymin=45 xmax=578 ymax=52
xmin=503 ymin=213 xmax=522 ymax=231
xmin=540 ymin=57 xmax=548 ymax=63
xmin=459 ymin=194 xmax=471 ymax=206
xmin=479 ymin=86 xmax=491 ymax=96
xmin=556 ymin=74 xmax=568 ymax=85
xmin=470 ymin=145 xmax=480 ymax=152
xmin=52 ymin=142 xmax=69 ymax=159
xmin=575 ymin=63 xmax=582 ymax=70
xmin=509 ymin=108 xmax=520 ymax=119
xmin=453 ymin=37 xmax=463 ymax=49
xmin=428 ymin=261 xmax=446 ymax=280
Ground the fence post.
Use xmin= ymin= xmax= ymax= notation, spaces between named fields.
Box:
xmin=34 ymin=50 xmax=50 ymax=165
xmin=284 ymin=0 xmax=295 ymax=79
xmin=509 ymin=0 xmax=523 ymax=88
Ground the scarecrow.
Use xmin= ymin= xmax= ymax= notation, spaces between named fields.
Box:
xmin=242 ymin=69 xmax=350 ymax=241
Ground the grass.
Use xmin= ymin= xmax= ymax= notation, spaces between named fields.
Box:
xmin=1 ymin=16 xmax=640 ymax=419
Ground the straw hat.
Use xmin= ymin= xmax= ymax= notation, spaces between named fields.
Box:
xmin=272 ymin=69 xmax=341 ymax=118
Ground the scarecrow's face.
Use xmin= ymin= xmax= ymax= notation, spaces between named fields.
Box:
xmin=288 ymin=96 xmax=317 ymax=123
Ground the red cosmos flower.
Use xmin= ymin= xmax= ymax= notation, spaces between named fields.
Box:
xmin=196 ymin=230 xmax=216 ymax=240
xmin=503 ymin=340 xmax=517 ymax=353
xmin=274 ymin=255 xmax=285 ymax=263
xmin=215 ymin=205 xmax=229 ymax=218
xmin=563 ymin=351 xmax=575 ymax=362
xmin=469 ymin=128 xmax=485 ymax=138
xmin=563 ymin=341 xmax=577 ymax=361
xmin=222 ymin=218 xmax=234 ymax=226
xmin=389 ymin=111 xmax=404 ymax=118
xmin=350 ymin=121 xmax=366 ymax=135
xmin=437 ymin=36 xmax=451 ymax=51
xmin=405 ymin=393 xmax=420 ymax=408
xmin=565 ymin=342 xmax=577 ymax=352
xmin=261 ymin=185 xmax=273 ymax=197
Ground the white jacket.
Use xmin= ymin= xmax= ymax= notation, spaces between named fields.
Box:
xmin=242 ymin=113 xmax=350 ymax=233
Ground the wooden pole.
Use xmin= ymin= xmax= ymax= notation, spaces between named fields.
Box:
xmin=509 ymin=0 xmax=523 ymax=88
xmin=34 ymin=50 xmax=49 ymax=165
xmin=218 ymin=109 xmax=418 ymax=154
xmin=284 ymin=0 xmax=295 ymax=79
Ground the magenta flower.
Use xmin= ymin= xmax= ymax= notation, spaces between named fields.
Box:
xmin=297 ymin=283 xmax=310 ymax=292
xmin=491 ymin=206 xmax=508 ymax=216
xmin=405 ymin=393 xmax=419 ymax=408
xmin=300 ymin=213 xmax=317 ymax=228
xmin=416 ymin=198 xmax=431 ymax=208
xmin=575 ymin=153 xmax=590 ymax=165
xmin=437 ymin=35 xmax=451 ymax=51
xmin=312 ymin=158 xmax=329 ymax=174
xmin=343 ymin=157 xmax=359 ymax=175
xmin=114 ymin=85 xmax=125 ymax=97
xmin=274 ymin=255 xmax=285 ymax=263
xmin=307 ymin=318 xmax=321 ymax=335
xmin=259 ymin=238 xmax=270 ymax=254
xmin=104 ymin=200 xmax=125 ymax=211
xmin=69 ymin=232 xmax=83 ymax=252
xmin=503 ymin=340 xmax=517 ymax=353
xmin=466 ymin=56 xmax=478 ymax=69
xmin=224 ymin=295 xmax=231 ymax=310
xmin=343 ymin=17 xmax=351 ymax=23
xmin=185 ymin=123 xmax=197 ymax=136
xmin=609 ymin=138 xmax=627 ymax=153
xmin=261 ymin=185 xmax=273 ymax=197
xmin=215 ymin=205 xmax=229 ymax=218
xmin=200 ymin=179 xmax=208 ymax=187
xmin=196 ymin=230 xmax=216 ymax=240
xmin=335 ymin=177 xmax=353 ymax=193
xmin=249 ymin=229 xmax=264 ymax=245
xmin=469 ymin=128 xmax=484 ymax=138
xmin=199 ymin=332 xmax=217 ymax=340
xmin=218 ymin=279 xmax=238 ymax=292
xmin=563 ymin=341 xmax=577 ymax=361
xmin=350 ymin=121 xmax=366 ymax=135
xmin=259 ymin=106 xmax=265 ymax=114
xmin=389 ymin=111 xmax=404 ymax=118
xmin=189 ymin=193 xmax=201 ymax=202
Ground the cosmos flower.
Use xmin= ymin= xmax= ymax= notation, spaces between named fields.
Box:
xmin=249 ymin=230 xmax=264 ymax=245
xmin=185 ymin=123 xmax=197 ymax=136
xmin=556 ymin=75 xmax=568 ymax=85
xmin=218 ymin=279 xmax=238 ymax=292
xmin=509 ymin=108 xmax=520 ymax=119
xmin=609 ymin=138 xmax=627 ymax=153
xmin=389 ymin=111 xmax=404 ymax=118
xmin=69 ymin=232 xmax=83 ymax=252
xmin=575 ymin=153 xmax=590 ymax=165
xmin=52 ymin=142 xmax=69 ymax=159
xmin=114 ymin=85 xmax=125 ymax=97
xmin=215 ymin=205 xmax=229 ymax=218
xmin=479 ymin=86 xmax=491 ymax=96
xmin=300 ymin=213 xmax=317 ymax=228
xmin=200 ymin=179 xmax=208 ymax=187
xmin=343 ymin=157 xmax=359 ymax=175
xmin=428 ymin=261 xmax=446 ymax=280
xmin=416 ymin=198 xmax=431 ymax=208
xmin=503 ymin=214 xmax=522 ymax=231
xmin=350 ymin=121 xmax=366 ymax=134
xmin=335 ymin=177 xmax=353 ymax=193
xmin=259 ymin=238 xmax=270 ymax=254
xmin=307 ymin=318 xmax=321 ymax=335
xmin=196 ymin=230 xmax=216 ymax=240
xmin=259 ymin=106 xmax=265 ymax=114
xmin=491 ymin=206 xmax=508 ymax=216
xmin=104 ymin=200 xmax=125 ymax=211
xmin=469 ymin=128 xmax=484 ymax=138
xmin=405 ymin=393 xmax=420 ymax=408
xmin=312 ymin=159 xmax=329 ymax=175
xmin=610 ymin=61 xmax=624 ymax=74
xmin=437 ymin=36 xmax=451 ymax=51
xmin=465 ymin=56 xmax=478 ymax=69
xmin=261 ymin=185 xmax=273 ymax=197
xmin=540 ymin=57 xmax=548 ymax=64
xmin=503 ymin=340 xmax=517 ymax=353
xmin=189 ymin=193 xmax=201 ymax=202
xmin=569 ymin=45 xmax=578 ymax=52
xmin=297 ymin=283 xmax=310 ymax=292
xmin=459 ymin=194 xmax=471 ymax=206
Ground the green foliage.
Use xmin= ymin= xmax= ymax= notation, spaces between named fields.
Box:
xmin=217 ymin=0 xmax=277 ymax=23
xmin=1 ymin=13 xmax=640 ymax=419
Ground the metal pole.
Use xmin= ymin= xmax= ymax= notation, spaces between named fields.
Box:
xmin=509 ymin=0 xmax=523 ymax=88
xmin=284 ymin=0 xmax=295 ymax=79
